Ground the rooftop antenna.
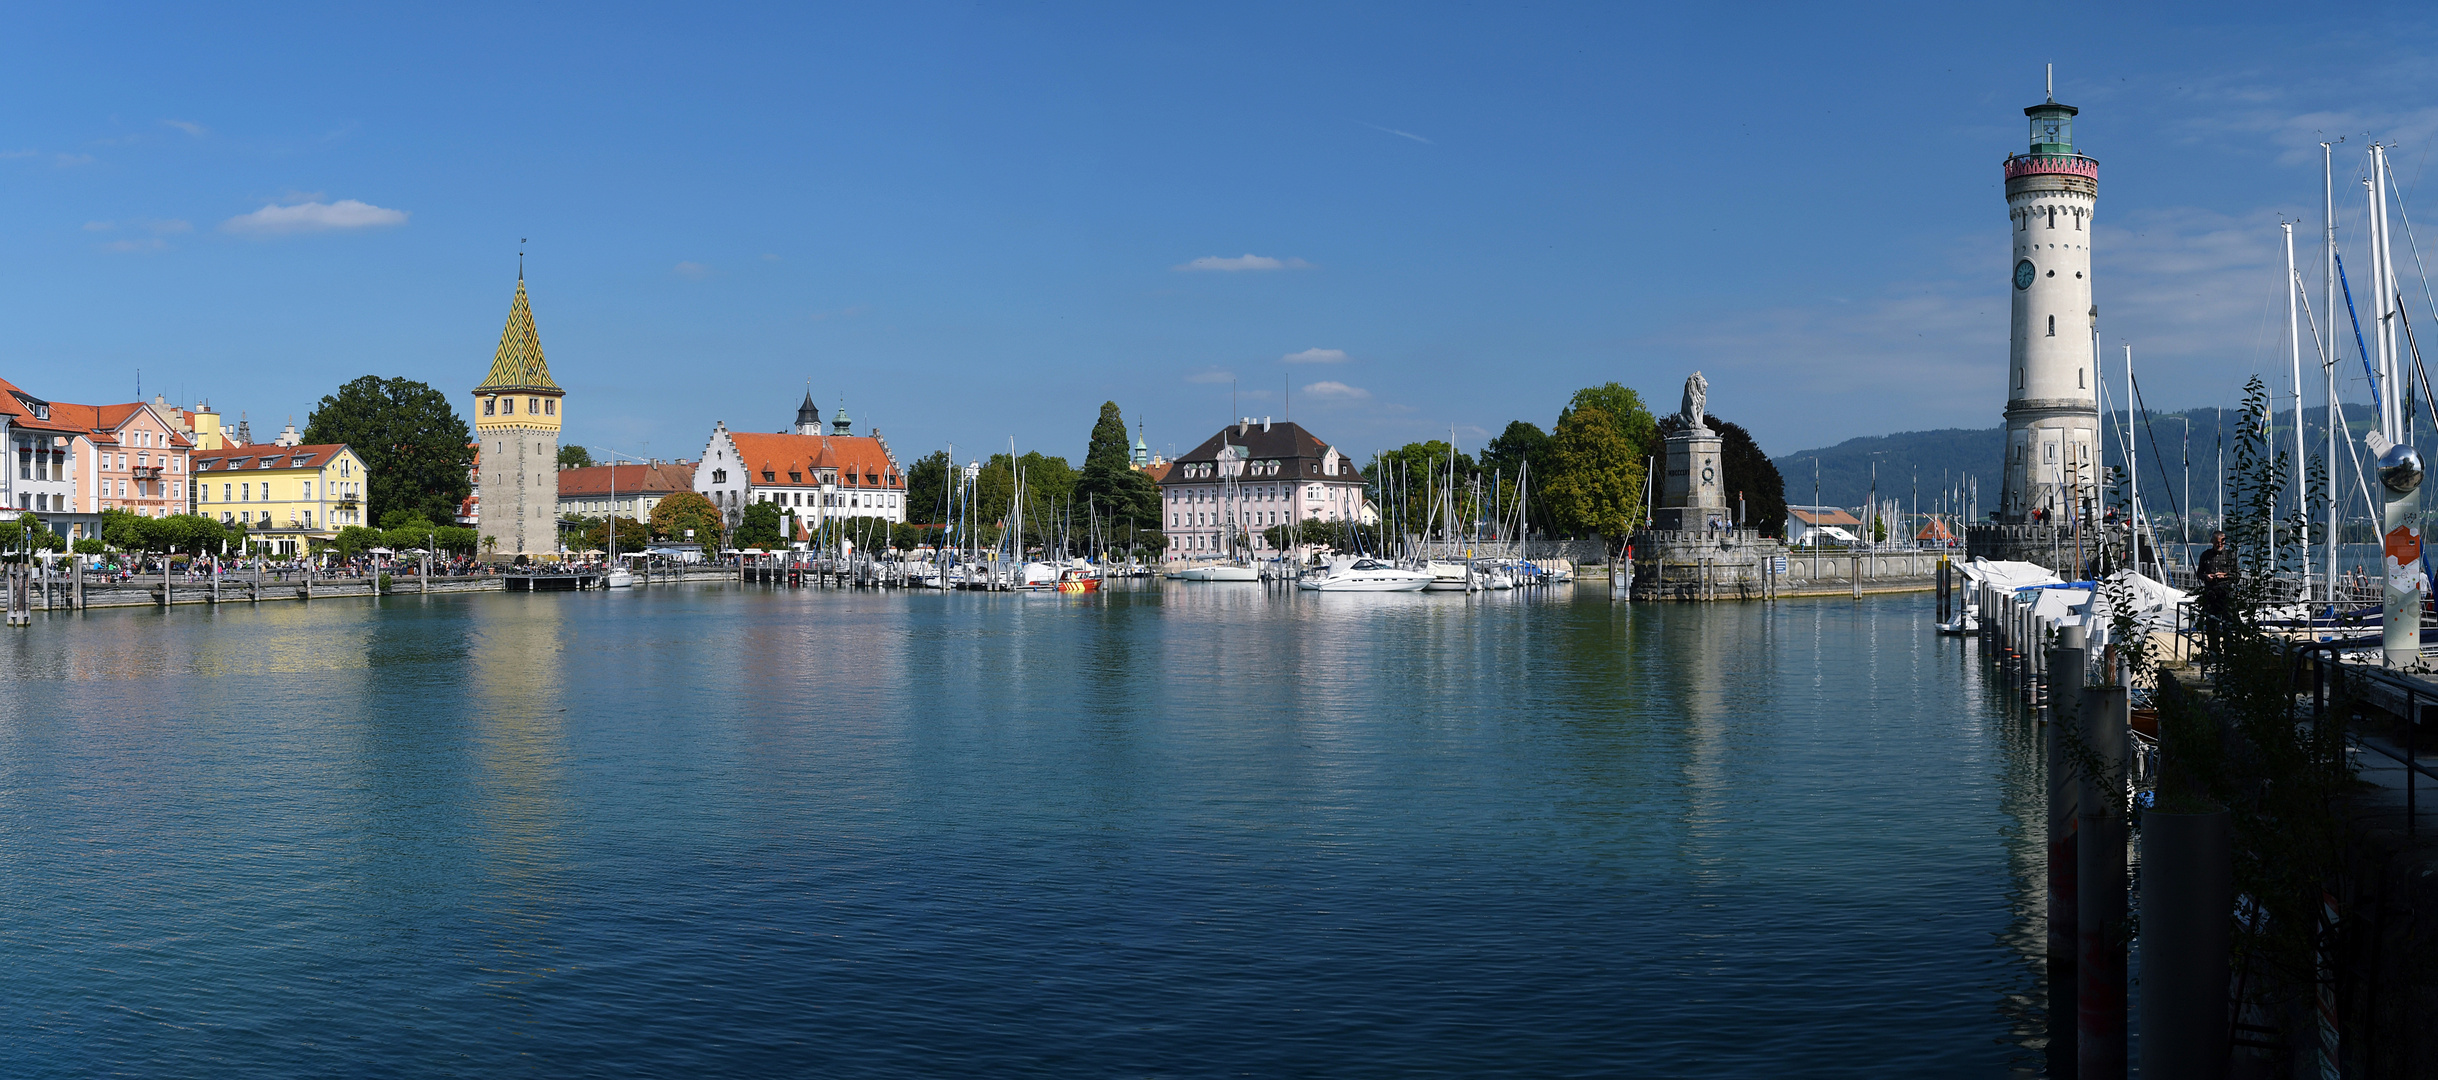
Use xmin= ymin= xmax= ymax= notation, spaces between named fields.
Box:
xmin=519 ymin=237 xmax=528 ymax=279
xmin=2046 ymin=63 xmax=2053 ymax=101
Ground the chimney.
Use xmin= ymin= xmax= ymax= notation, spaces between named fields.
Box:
xmin=1238 ymin=418 xmax=1249 ymax=436
xmin=1263 ymin=416 xmax=1271 ymax=431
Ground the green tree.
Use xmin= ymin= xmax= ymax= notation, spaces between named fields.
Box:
xmin=301 ymin=375 xmax=474 ymax=526
xmin=904 ymin=451 xmax=951 ymax=525
xmin=650 ymin=490 xmax=723 ymax=546
xmin=1263 ymin=517 xmax=1359 ymax=552
xmin=1074 ymin=403 xmax=1161 ymax=532
xmin=1542 ymin=406 xmax=1645 ymax=550
xmin=100 ymin=509 xmax=151 ymax=551
xmin=733 ymin=501 xmax=785 ymax=548
xmin=73 ymin=537 xmax=106 ymax=555
xmin=10 ymin=512 xmax=63 ymax=557
xmin=333 ymin=525 xmax=383 ymax=560
xmin=1481 ymin=421 xmax=1551 ymax=486
xmin=974 ymin=451 xmax=1075 ymax=541
xmin=557 ymin=445 xmax=594 ymax=469
xmin=1367 ymin=441 xmax=1478 ymax=535
xmin=1081 ymin=401 xmax=1133 ymax=475
xmin=583 ymin=516 xmax=650 ymax=552
xmin=1561 ymin=383 xmax=1662 ymax=469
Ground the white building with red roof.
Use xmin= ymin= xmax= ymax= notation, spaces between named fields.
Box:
xmin=693 ymin=391 xmax=907 ymax=544
xmin=0 ymin=377 xmax=195 ymax=542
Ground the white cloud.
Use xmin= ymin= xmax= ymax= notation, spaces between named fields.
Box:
xmin=152 ymin=219 xmax=192 ymax=234
xmin=1282 ymin=347 xmax=1349 ymax=364
xmin=1301 ymin=380 xmax=1370 ymax=400
xmin=1362 ymin=122 xmax=1433 ymax=145
xmin=161 ymin=119 xmax=208 ymax=138
xmin=102 ymin=238 xmax=167 ymax=253
xmin=1174 ymin=253 xmax=1313 ymax=272
xmin=83 ymin=220 xmax=113 ymax=232
xmin=674 ymin=261 xmax=712 ymax=280
xmin=221 ymin=199 xmax=408 ymax=236
xmin=53 ymin=153 xmax=94 ymax=167
xmin=1185 ymin=369 xmax=1236 ymax=384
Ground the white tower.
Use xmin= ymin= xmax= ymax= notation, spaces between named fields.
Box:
xmin=1998 ymin=91 xmax=2101 ymax=525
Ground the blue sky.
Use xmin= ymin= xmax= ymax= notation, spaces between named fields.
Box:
xmin=7 ymin=3 xmax=2437 ymax=465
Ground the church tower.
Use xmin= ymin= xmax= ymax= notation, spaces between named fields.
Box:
xmin=794 ymin=386 xmax=822 ymax=435
xmin=1998 ymin=87 xmax=2101 ymax=524
xmin=472 ymin=272 xmax=564 ymax=559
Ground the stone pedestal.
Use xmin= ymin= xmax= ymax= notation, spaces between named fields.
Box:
xmin=1626 ymin=528 xmax=1789 ymax=601
xmin=1653 ymin=427 xmax=1726 ymax=532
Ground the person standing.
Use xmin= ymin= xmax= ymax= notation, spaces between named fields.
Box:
xmin=2196 ymin=530 xmax=2240 ymax=660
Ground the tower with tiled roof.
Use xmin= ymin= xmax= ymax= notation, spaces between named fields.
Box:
xmin=471 ymin=272 xmax=565 ymax=559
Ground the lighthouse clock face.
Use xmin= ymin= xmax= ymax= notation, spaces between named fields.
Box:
xmin=2014 ymin=259 xmax=2037 ymax=290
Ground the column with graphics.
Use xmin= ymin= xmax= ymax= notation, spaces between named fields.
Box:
xmin=1998 ymin=92 xmax=2101 ymax=528
xmin=471 ymin=272 xmax=565 ymax=561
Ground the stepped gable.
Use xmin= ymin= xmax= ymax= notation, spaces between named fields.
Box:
xmin=474 ymin=275 xmax=559 ymax=393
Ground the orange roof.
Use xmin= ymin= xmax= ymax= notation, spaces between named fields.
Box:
xmin=0 ymin=383 xmax=191 ymax=446
xmin=1915 ymin=519 xmax=1959 ymax=541
xmin=1141 ymin=461 xmax=1174 ymax=484
xmin=557 ymin=461 xmax=697 ymax=497
xmin=195 ymin=443 xmax=350 ymax=471
xmin=725 ymin=432 xmax=902 ymax=489
xmin=1790 ymin=507 xmax=1863 ymax=527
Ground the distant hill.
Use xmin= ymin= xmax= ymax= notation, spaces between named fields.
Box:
xmin=1770 ymin=404 xmax=2379 ymax=517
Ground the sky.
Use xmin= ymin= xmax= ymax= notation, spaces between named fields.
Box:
xmin=7 ymin=2 xmax=2438 ymax=466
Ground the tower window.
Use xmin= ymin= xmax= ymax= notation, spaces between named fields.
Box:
xmin=545 ymin=399 xmax=555 ymax=415
xmin=2046 ymin=207 xmax=2056 ymax=229
xmin=2078 ymin=368 xmax=2085 ymax=388
xmin=484 ymin=397 xmax=495 ymax=416
xmin=2047 ymin=315 xmax=2056 ymax=337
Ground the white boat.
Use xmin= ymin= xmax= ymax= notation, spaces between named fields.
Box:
xmin=1422 ymin=561 xmax=1471 ymax=591
xmin=1177 ymin=562 xmax=1259 ymax=582
xmin=1298 ymin=557 xmax=1432 ymax=592
xmin=605 ymin=568 xmax=635 ymax=589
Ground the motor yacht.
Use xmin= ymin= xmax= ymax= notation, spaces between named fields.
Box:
xmin=1297 ymin=557 xmax=1432 ymax=592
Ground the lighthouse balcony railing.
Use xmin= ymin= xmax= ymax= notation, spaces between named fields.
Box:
xmin=2003 ymin=152 xmax=2099 ymax=180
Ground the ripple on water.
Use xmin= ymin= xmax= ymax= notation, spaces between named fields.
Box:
xmin=0 ymin=585 xmax=2039 ymax=1077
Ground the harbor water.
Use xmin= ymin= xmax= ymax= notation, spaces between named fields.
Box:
xmin=2 ymin=583 xmax=2043 ymax=1076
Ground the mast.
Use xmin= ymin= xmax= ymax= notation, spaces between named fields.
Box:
xmin=2126 ymin=344 xmax=2139 ymax=574
xmin=2287 ymin=221 xmax=2306 ymax=582
xmin=2325 ymin=141 xmax=2341 ymax=601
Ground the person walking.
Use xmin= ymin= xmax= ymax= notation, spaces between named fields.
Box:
xmin=2196 ymin=530 xmax=2240 ymax=663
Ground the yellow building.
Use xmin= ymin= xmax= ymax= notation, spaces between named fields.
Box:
xmin=192 ymin=443 xmax=369 ymax=555
xmin=471 ymin=272 xmax=565 ymax=559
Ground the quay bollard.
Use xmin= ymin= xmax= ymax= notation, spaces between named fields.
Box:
xmin=2077 ymin=683 xmax=2130 ymax=1080
xmin=72 ymin=556 xmax=83 ymax=610
xmin=2137 ymin=808 xmax=2231 ymax=1080
xmin=2044 ymin=625 xmax=2086 ymax=1078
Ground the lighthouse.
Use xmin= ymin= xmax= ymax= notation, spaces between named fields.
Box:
xmin=1997 ymin=89 xmax=2101 ymax=525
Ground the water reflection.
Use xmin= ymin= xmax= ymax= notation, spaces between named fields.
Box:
xmin=2 ymin=583 xmax=2051 ymax=1076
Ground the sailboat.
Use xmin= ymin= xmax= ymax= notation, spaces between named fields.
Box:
xmin=1178 ymin=438 xmax=1260 ymax=581
xmin=604 ymin=458 xmax=635 ymax=588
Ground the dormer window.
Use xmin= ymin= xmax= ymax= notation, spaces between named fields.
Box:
xmin=762 ymin=470 xmax=775 ymax=482
xmin=789 ymin=471 xmax=803 ymax=484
